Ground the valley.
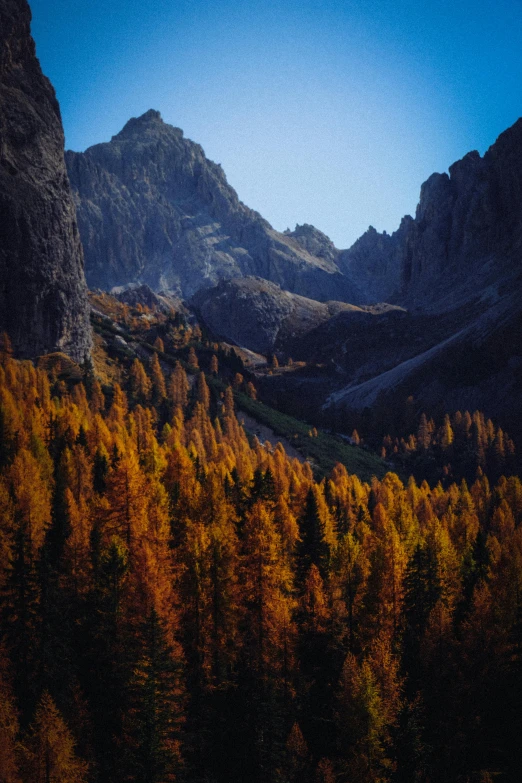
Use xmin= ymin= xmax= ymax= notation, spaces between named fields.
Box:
xmin=0 ymin=0 xmax=521 ymax=780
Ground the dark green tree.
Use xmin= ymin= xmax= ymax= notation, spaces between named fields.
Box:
xmin=125 ymin=610 xmax=185 ymax=783
xmin=298 ymin=488 xmax=329 ymax=579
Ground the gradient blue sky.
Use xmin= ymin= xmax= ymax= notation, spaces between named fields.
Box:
xmin=30 ymin=0 xmax=522 ymax=248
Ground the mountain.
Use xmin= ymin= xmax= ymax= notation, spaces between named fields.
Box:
xmin=194 ymin=275 xmax=403 ymax=354
xmin=323 ymin=120 xmax=522 ymax=418
xmin=339 ymin=120 xmax=522 ymax=309
xmin=65 ymin=105 xmax=522 ymax=437
xmin=248 ymin=120 xmax=522 ymax=440
xmin=0 ymin=0 xmax=91 ymax=361
xmin=66 ymin=110 xmax=359 ymax=302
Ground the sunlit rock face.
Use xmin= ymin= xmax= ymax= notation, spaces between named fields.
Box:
xmin=0 ymin=0 xmax=91 ymax=361
xmin=66 ymin=111 xmax=359 ymax=303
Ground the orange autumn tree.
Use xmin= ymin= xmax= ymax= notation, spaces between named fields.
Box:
xmin=21 ymin=692 xmax=88 ymax=783
xmin=0 ymin=347 xmax=519 ymax=782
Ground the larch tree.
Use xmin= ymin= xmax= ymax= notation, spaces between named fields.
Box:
xmin=168 ymin=362 xmax=189 ymax=410
xmin=105 ymin=448 xmax=149 ymax=551
xmin=336 ymin=654 xmax=392 ymax=783
xmin=187 ymin=347 xmax=199 ymax=370
xmin=153 ymin=336 xmax=165 ymax=353
xmin=8 ymin=448 xmax=52 ymax=558
xmin=21 ymin=691 xmax=88 ymax=783
xmin=334 ymin=531 xmax=370 ymax=650
xmin=246 ymin=381 xmax=257 ymax=400
xmin=150 ymin=353 xmax=166 ymax=407
xmin=129 ymin=359 xmax=152 ymax=406
xmin=195 ymin=372 xmax=210 ymax=410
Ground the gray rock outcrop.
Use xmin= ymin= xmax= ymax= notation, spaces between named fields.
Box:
xmin=0 ymin=0 xmax=91 ymax=361
xmin=194 ymin=276 xmax=362 ymax=354
xmin=284 ymin=223 xmax=339 ymax=266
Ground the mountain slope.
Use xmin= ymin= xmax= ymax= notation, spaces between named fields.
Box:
xmin=0 ymin=0 xmax=91 ymax=361
xmin=66 ymin=110 xmax=359 ymax=302
xmin=194 ymin=276 xmax=370 ymax=354
xmin=65 ymin=105 xmax=522 ymax=438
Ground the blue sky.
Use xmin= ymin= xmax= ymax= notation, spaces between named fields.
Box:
xmin=31 ymin=0 xmax=522 ymax=248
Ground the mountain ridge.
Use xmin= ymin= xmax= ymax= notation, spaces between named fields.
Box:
xmin=66 ymin=110 xmax=359 ymax=302
xmin=65 ymin=107 xmax=522 ymax=436
xmin=68 ymin=109 xmax=522 ymax=316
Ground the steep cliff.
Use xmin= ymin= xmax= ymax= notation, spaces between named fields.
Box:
xmin=0 ymin=0 xmax=91 ymax=361
xmin=339 ymin=118 xmax=522 ymax=308
xmin=266 ymin=120 xmax=522 ymax=434
xmin=338 ymin=220 xmax=412 ymax=303
xmin=66 ymin=111 xmax=358 ymax=302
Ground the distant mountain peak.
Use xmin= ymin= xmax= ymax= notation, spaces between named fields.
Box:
xmin=285 ymin=223 xmax=338 ymax=264
xmin=111 ymin=109 xmax=184 ymax=141
xmin=139 ymin=108 xmax=162 ymax=121
xmin=67 ymin=113 xmax=355 ymax=301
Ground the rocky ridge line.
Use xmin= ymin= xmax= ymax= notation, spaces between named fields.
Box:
xmin=66 ymin=111 xmax=359 ymax=303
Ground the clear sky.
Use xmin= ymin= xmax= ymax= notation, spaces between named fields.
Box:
xmin=30 ymin=0 xmax=522 ymax=249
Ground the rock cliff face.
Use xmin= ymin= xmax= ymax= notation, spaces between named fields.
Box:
xmin=284 ymin=223 xmax=339 ymax=266
xmin=259 ymin=120 xmax=522 ymax=437
xmin=319 ymin=116 xmax=522 ymax=430
xmin=338 ymin=221 xmax=412 ymax=303
xmin=68 ymin=111 xmax=522 ymax=319
xmin=62 ymin=102 xmax=522 ymax=437
xmin=0 ymin=0 xmax=91 ymax=361
xmin=66 ymin=111 xmax=358 ymax=302
xmin=339 ymin=118 xmax=522 ymax=308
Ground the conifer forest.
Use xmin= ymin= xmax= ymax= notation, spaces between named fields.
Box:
xmin=0 ymin=303 xmax=520 ymax=783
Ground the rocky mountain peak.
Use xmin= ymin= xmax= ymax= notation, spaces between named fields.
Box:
xmin=67 ymin=115 xmax=359 ymax=302
xmin=111 ymin=109 xmax=184 ymax=142
xmin=485 ymin=116 xmax=522 ymax=158
xmin=336 ymin=116 xmax=522 ymax=308
xmin=448 ymin=149 xmax=482 ymax=183
xmin=284 ymin=223 xmax=338 ymax=265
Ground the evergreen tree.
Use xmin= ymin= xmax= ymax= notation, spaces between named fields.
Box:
xmin=125 ymin=610 xmax=184 ymax=783
xmin=298 ymin=487 xmax=330 ymax=579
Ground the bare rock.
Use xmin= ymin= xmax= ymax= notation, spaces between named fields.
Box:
xmin=66 ymin=111 xmax=358 ymax=303
xmin=339 ymin=118 xmax=522 ymax=310
xmin=194 ymin=276 xmax=360 ymax=353
xmin=0 ymin=0 xmax=91 ymax=361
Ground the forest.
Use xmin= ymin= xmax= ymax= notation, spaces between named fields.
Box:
xmin=0 ymin=316 xmax=521 ymax=783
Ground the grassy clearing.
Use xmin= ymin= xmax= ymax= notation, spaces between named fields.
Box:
xmin=208 ymin=378 xmax=388 ymax=482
